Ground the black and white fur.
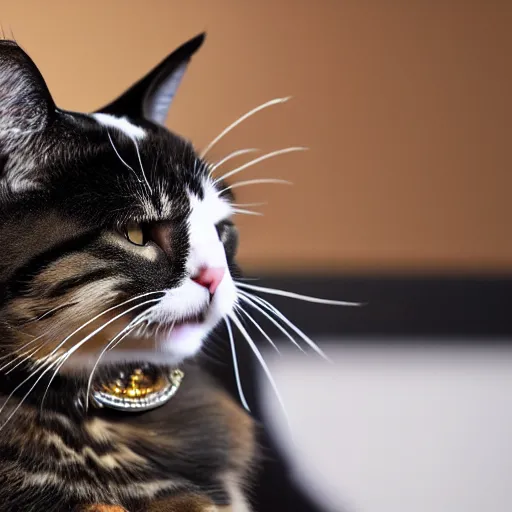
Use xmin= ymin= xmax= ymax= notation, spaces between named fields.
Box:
xmin=0 ymin=34 xmax=255 ymax=511
xmin=0 ymin=34 xmax=240 ymax=365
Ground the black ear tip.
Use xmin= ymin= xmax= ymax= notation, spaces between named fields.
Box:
xmin=185 ymin=32 xmax=206 ymax=53
xmin=170 ymin=33 xmax=205 ymax=61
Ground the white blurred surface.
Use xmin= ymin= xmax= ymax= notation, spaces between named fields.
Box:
xmin=261 ymin=343 xmax=512 ymax=512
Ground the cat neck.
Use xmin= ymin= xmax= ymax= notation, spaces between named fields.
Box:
xmin=0 ymin=357 xmax=181 ymax=418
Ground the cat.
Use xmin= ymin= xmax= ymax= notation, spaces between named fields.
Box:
xmin=0 ymin=34 xmax=257 ymax=511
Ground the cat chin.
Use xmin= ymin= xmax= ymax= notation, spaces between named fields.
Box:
xmin=63 ymin=316 xmax=217 ymax=369
xmin=64 ymin=274 xmax=238 ymax=371
xmin=157 ymin=322 xmax=208 ymax=358
xmin=66 ymin=305 xmax=235 ymax=372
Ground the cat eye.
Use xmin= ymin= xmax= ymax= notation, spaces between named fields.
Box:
xmin=124 ymin=222 xmax=146 ymax=246
xmin=216 ymin=220 xmax=238 ymax=258
xmin=215 ymin=220 xmax=231 ymax=243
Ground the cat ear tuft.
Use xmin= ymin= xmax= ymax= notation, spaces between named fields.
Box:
xmin=95 ymin=33 xmax=206 ymax=126
xmin=0 ymin=40 xmax=55 ymax=136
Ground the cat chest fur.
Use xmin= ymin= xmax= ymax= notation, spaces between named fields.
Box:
xmin=0 ymin=364 xmax=256 ymax=511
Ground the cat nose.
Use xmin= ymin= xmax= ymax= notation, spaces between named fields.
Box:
xmin=192 ymin=267 xmax=225 ymax=295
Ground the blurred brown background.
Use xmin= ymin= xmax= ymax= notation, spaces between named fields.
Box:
xmin=3 ymin=1 xmax=511 ymax=274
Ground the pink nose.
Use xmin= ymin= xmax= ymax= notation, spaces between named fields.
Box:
xmin=192 ymin=267 xmax=225 ymax=295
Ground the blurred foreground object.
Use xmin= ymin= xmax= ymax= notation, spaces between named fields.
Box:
xmin=262 ymin=344 xmax=512 ymax=512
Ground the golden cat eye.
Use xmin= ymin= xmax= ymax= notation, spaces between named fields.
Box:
xmin=125 ymin=222 xmax=145 ymax=246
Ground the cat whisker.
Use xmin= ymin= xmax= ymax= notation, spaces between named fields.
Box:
xmin=132 ymin=321 xmax=147 ymax=338
xmin=200 ymin=97 xmax=291 ymax=158
xmin=130 ymin=135 xmax=153 ymax=194
xmin=0 ymin=342 xmax=43 ymax=373
xmin=235 ymin=282 xmax=361 ymax=307
xmin=0 ymin=332 xmax=47 ymax=364
xmin=22 ymin=302 xmax=77 ymax=325
xmin=0 ymin=321 xmax=37 ymax=339
xmin=240 ymin=291 xmax=331 ymax=362
xmin=110 ymin=325 xmax=143 ymax=351
xmin=235 ymin=304 xmax=280 ymax=354
xmin=108 ymin=310 xmax=157 ymax=351
xmin=229 ymin=312 xmax=289 ymax=424
xmin=232 ymin=209 xmax=263 ymax=216
xmin=237 ymin=292 xmax=305 ymax=353
xmin=3 ymin=343 xmax=47 ymax=374
xmin=38 ymin=291 xmax=165 ymax=363
xmin=0 ymin=354 xmax=65 ymax=431
xmin=0 ymin=293 xmax=164 ymax=423
xmin=40 ymin=298 xmax=161 ymax=413
xmin=218 ymin=179 xmax=292 ymax=195
xmin=225 ymin=318 xmax=250 ymax=412
xmin=167 ymin=320 xmax=176 ymax=338
xmin=0 ymin=310 xmax=80 ymax=365
xmin=209 ymin=149 xmax=259 ymax=174
xmin=107 ymin=131 xmax=140 ymax=182
xmin=85 ymin=314 xmax=150 ymax=411
xmin=214 ymin=147 xmax=307 ymax=184
xmin=152 ymin=322 xmax=164 ymax=343
xmin=231 ymin=202 xmax=268 ymax=208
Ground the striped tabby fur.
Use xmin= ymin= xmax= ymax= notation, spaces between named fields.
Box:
xmin=0 ymin=34 xmax=256 ymax=511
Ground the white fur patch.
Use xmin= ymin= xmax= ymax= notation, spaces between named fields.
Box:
xmin=92 ymin=113 xmax=146 ymax=140
xmin=186 ymin=179 xmax=232 ymax=268
xmin=130 ymin=177 xmax=236 ymax=363
xmin=94 ymin=175 xmax=236 ymax=367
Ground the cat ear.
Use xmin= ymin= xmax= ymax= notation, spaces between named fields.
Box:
xmin=0 ymin=40 xmax=55 ymax=137
xmin=95 ymin=33 xmax=205 ymax=126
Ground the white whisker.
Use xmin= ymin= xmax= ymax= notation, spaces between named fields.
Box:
xmin=0 ymin=293 xmax=164 ymax=424
xmin=200 ymin=96 xmax=291 ymax=158
xmin=225 ymin=318 xmax=250 ymax=412
xmin=108 ymin=313 xmax=154 ymax=351
xmin=231 ymin=202 xmax=268 ymax=208
xmin=232 ymin=209 xmax=264 ymax=216
xmin=0 ymin=333 xmax=47 ymax=365
xmin=107 ymin=131 xmax=139 ymax=181
xmin=40 ymin=291 xmax=165 ymax=363
xmin=40 ymin=298 xmax=161 ymax=412
xmin=152 ymin=321 xmax=164 ymax=343
xmin=24 ymin=303 xmax=76 ymax=324
xmin=54 ymin=299 xmax=160 ymax=368
xmin=130 ymin=135 xmax=153 ymax=194
xmin=229 ymin=312 xmax=289 ymax=426
xmin=236 ymin=282 xmax=361 ymax=307
xmin=215 ymin=147 xmax=307 ymax=184
xmin=209 ymin=149 xmax=259 ymax=174
xmin=238 ymin=293 xmax=305 ymax=353
xmin=1 ymin=342 xmax=45 ymax=373
xmin=244 ymin=293 xmax=331 ymax=362
xmin=219 ymin=179 xmax=292 ymax=195
xmin=4 ymin=344 xmax=48 ymax=374
xmin=0 ymin=354 xmax=65 ymax=431
xmin=85 ymin=316 xmax=148 ymax=411
xmin=236 ymin=304 xmax=280 ymax=353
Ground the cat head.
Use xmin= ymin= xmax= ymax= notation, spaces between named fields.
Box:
xmin=0 ymin=34 xmax=241 ymax=366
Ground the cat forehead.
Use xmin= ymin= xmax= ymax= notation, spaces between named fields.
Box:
xmin=90 ymin=113 xmax=232 ymax=223
xmin=92 ymin=113 xmax=147 ymax=140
